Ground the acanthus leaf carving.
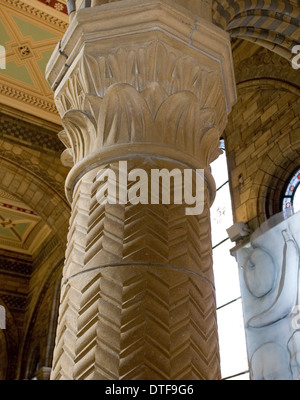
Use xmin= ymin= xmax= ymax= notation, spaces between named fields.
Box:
xmin=58 ymin=130 xmax=75 ymax=167
xmin=97 ymin=83 xmax=153 ymax=146
xmin=61 ymin=148 xmax=75 ymax=167
xmin=57 ymin=81 xmax=224 ymax=167
xmin=83 ymin=94 xmax=103 ymax=122
xmin=75 ymin=41 xmax=222 ymax=104
xmin=62 ymin=110 xmax=97 ymax=163
xmin=58 ymin=130 xmax=71 ymax=149
xmin=55 ymin=40 xmax=227 ymax=167
xmin=154 ymin=91 xmax=220 ymax=163
xmin=141 ymin=82 xmax=168 ymax=119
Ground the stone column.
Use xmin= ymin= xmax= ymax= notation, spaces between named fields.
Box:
xmin=46 ymin=0 xmax=236 ymax=380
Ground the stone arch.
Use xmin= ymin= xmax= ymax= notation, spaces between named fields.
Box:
xmin=0 ymin=146 xmax=70 ymax=379
xmin=234 ymin=48 xmax=300 ymax=89
xmin=213 ymin=0 xmax=300 ymax=61
xmin=259 ymin=143 xmax=300 ymax=221
xmin=0 ymin=153 xmax=70 ymax=243
xmin=224 ymin=76 xmax=300 ymax=229
xmin=238 ymin=80 xmax=300 ymax=223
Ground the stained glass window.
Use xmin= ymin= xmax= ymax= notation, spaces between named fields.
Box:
xmin=282 ymin=168 xmax=300 ymax=214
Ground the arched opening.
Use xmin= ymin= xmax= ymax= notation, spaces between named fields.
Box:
xmin=281 ymin=168 xmax=300 ymax=215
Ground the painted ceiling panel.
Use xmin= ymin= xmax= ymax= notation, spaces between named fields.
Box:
xmin=0 ymin=61 xmax=34 ymax=86
xmin=0 ymin=191 xmax=52 ymax=256
xmin=0 ymin=20 xmax=11 ymax=43
xmin=12 ymin=15 xmax=59 ymax=41
xmin=37 ymin=49 xmax=56 ymax=80
xmin=0 ymin=0 xmax=68 ymax=123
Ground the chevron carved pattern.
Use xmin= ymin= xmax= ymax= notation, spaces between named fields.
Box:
xmin=52 ymin=268 xmax=220 ymax=380
xmin=51 ymin=160 xmax=220 ymax=380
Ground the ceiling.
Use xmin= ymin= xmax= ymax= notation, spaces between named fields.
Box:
xmin=0 ymin=0 xmax=68 ymax=124
xmin=0 ymin=189 xmax=51 ymax=257
xmin=0 ymin=0 xmax=68 ymax=257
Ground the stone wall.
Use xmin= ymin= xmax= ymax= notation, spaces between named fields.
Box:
xmin=225 ymin=44 xmax=300 ymax=230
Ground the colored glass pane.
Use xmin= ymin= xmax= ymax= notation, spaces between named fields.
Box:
xmin=282 ymin=168 xmax=300 ymax=214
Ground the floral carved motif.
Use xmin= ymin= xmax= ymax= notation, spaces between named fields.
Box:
xmin=55 ymin=41 xmax=227 ymax=168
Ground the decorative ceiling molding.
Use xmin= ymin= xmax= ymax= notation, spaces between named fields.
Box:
xmin=0 ymin=256 xmax=32 ymax=276
xmin=0 ymin=112 xmax=64 ymax=154
xmin=0 ymin=192 xmax=52 ymax=256
xmin=0 ymin=0 xmax=68 ymax=123
xmin=0 ymin=293 xmax=27 ymax=311
xmin=0 ymin=150 xmax=66 ymax=197
xmin=2 ymin=0 xmax=68 ymax=28
xmin=37 ymin=0 xmax=68 ymax=15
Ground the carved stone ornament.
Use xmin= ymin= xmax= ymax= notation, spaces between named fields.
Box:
xmin=46 ymin=0 xmax=236 ymax=202
xmin=234 ymin=212 xmax=300 ymax=380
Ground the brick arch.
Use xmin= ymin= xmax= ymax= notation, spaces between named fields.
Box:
xmin=257 ymin=136 xmax=300 ymax=222
xmin=0 ymin=152 xmax=70 ymax=379
xmin=234 ymin=48 xmax=300 ymax=89
xmin=213 ymin=0 xmax=300 ymax=60
xmin=237 ymin=79 xmax=300 ymax=224
xmin=0 ymin=154 xmax=70 ymax=243
xmin=224 ymin=77 xmax=300 ymax=230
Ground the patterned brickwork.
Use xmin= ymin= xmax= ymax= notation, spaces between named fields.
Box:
xmin=0 ymin=257 xmax=31 ymax=276
xmin=0 ymin=294 xmax=27 ymax=311
xmin=213 ymin=0 xmax=300 ymax=59
xmin=224 ymin=44 xmax=300 ymax=230
xmin=0 ymin=113 xmax=65 ymax=154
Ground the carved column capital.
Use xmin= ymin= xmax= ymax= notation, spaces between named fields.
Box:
xmin=47 ymin=0 xmax=236 ymax=201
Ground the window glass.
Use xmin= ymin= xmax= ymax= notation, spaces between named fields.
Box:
xmin=210 ymin=150 xmax=228 ymax=189
xmin=282 ymin=168 xmax=300 ymax=214
xmin=210 ymin=183 xmax=233 ymax=247
xmin=294 ymin=186 xmax=300 ymax=213
xmin=213 ymin=240 xmax=241 ymax=308
xmin=210 ymin=142 xmax=249 ymax=380
xmin=217 ymin=299 xmax=249 ymax=379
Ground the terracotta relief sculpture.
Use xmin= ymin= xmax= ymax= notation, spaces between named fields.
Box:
xmin=236 ymin=213 xmax=300 ymax=380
